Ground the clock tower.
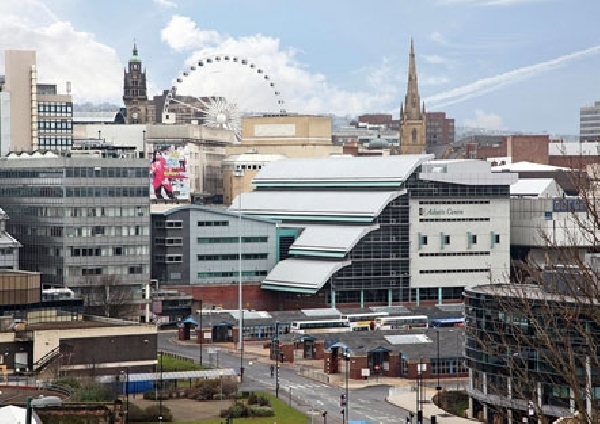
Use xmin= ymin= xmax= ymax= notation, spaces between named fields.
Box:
xmin=398 ymin=39 xmax=426 ymax=155
xmin=123 ymin=42 xmax=148 ymax=124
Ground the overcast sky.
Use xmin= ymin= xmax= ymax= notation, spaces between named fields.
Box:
xmin=1 ymin=0 xmax=599 ymax=135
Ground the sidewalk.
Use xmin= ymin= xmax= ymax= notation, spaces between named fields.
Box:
xmin=386 ymin=386 xmax=474 ymax=424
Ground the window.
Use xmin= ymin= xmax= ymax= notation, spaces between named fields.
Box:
xmin=422 ymin=236 xmax=428 ymax=246
xmin=445 ymin=235 xmax=450 ymax=245
xmin=471 ymin=234 xmax=477 ymax=244
xmin=495 ymin=234 xmax=500 ymax=244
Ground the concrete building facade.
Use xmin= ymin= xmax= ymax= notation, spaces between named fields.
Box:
xmin=222 ymin=152 xmax=286 ymax=205
xmin=0 ymin=208 xmax=20 ymax=270
xmin=0 ymin=150 xmax=151 ymax=303
xmin=150 ymin=204 xmax=288 ymax=288
xmin=3 ymin=50 xmax=73 ymax=153
xmin=227 ymin=114 xmax=341 ymax=158
xmin=580 ymin=100 xmax=600 ymax=141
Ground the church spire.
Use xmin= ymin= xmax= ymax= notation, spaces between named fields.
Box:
xmin=403 ymin=37 xmax=422 ymax=121
xmin=133 ymin=40 xmax=138 ymax=57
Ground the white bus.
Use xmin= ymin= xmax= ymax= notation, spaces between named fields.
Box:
xmin=290 ymin=319 xmax=351 ymax=334
xmin=375 ymin=315 xmax=429 ymax=330
xmin=340 ymin=312 xmax=389 ymax=331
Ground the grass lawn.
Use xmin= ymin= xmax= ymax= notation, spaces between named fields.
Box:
xmin=159 ymin=354 xmax=205 ymax=372
xmin=144 ymin=392 xmax=309 ymax=424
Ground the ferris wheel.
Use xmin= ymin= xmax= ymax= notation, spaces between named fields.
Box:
xmin=165 ymin=54 xmax=287 ymax=140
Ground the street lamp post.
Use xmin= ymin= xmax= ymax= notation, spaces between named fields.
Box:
xmin=436 ymin=330 xmax=442 ymax=392
xmin=197 ymin=301 xmax=203 ymax=367
xmin=235 ymin=171 xmax=243 ymax=365
xmin=343 ymin=349 xmax=350 ymax=424
xmin=158 ymin=353 xmax=163 ymax=423
xmin=219 ymin=371 xmax=224 ymax=414
xmin=322 ymin=410 xmax=327 ymax=424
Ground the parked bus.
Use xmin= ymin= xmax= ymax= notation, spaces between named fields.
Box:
xmin=290 ymin=319 xmax=351 ymax=334
xmin=340 ymin=312 xmax=389 ymax=330
xmin=430 ymin=317 xmax=465 ymax=328
xmin=375 ymin=315 xmax=429 ymax=330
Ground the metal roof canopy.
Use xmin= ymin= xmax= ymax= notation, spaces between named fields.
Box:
xmin=96 ymin=369 xmax=237 ymax=384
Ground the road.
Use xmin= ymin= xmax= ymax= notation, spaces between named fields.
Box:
xmin=158 ymin=331 xmax=413 ymax=424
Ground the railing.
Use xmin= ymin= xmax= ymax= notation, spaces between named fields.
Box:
xmin=34 ymin=346 xmax=61 ymax=372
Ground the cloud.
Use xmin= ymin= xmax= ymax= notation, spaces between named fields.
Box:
xmin=0 ymin=0 xmax=123 ymax=103
xmin=425 ymin=43 xmax=600 ymax=108
xmin=154 ymin=0 xmax=177 ymax=7
xmin=161 ymin=16 xmax=399 ymax=115
xmin=160 ymin=15 xmax=222 ymax=52
xmin=422 ymin=54 xmax=449 ymax=64
xmin=463 ymin=110 xmax=504 ymax=130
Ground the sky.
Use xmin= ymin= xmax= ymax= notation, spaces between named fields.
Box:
xmin=1 ymin=0 xmax=599 ymax=135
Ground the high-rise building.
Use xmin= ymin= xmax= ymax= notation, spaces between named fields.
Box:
xmin=3 ymin=50 xmax=73 ymax=153
xmin=123 ymin=43 xmax=148 ymax=124
xmin=0 ymin=149 xmax=150 ymax=303
xmin=579 ymin=101 xmax=600 ymax=141
xmin=398 ymin=39 xmax=427 ymax=155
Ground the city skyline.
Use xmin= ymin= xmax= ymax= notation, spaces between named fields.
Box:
xmin=1 ymin=0 xmax=599 ymax=135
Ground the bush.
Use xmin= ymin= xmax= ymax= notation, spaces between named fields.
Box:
xmin=127 ymin=404 xmax=173 ymax=422
xmin=248 ymin=392 xmax=258 ymax=405
xmin=249 ymin=406 xmax=275 ymax=417
xmin=221 ymin=402 xmax=249 ymax=418
xmin=258 ymin=396 xmax=271 ymax=407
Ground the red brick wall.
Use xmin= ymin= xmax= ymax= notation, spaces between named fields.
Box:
xmin=507 ymin=135 xmax=549 ymax=164
xmin=549 ymin=155 xmax=599 ymax=170
xmin=173 ymin=283 xmax=281 ymax=310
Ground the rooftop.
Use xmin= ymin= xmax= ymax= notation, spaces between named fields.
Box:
xmin=252 ymin=154 xmax=432 ymax=187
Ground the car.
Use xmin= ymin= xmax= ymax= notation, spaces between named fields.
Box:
xmin=31 ymin=395 xmax=62 ymax=407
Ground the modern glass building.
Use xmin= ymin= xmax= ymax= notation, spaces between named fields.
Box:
xmin=0 ymin=150 xmax=150 ymax=302
xmin=465 ymin=283 xmax=600 ymax=423
xmin=232 ymin=155 xmax=516 ymax=308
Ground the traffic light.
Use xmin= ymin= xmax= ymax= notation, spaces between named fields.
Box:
xmin=431 ymin=415 xmax=436 ymax=424
xmin=417 ymin=410 xmax=423 ymax=424
xmin=340 ymin=393 xmax=347 ymax=406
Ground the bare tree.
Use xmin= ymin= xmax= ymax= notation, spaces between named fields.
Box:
xmin=83 ymin=275 xmax=134 ymax=319
xmin=466 ymin=167 xmax=600 ymax=424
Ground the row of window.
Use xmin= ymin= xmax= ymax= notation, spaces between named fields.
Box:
xmin=154 ymin=237 xmax=183 ymax=245
xmin=198 ymin=220 xmax=229 ymax=227
xmin=419 ymin=251 xmax=491 ymax=257
xmin=419 ymin=218 xmax=491 ymax=223
xmin=155 ymin=221 xmax=183 ymax=229
xmin=420 ymin=234 xmax=500 ymax=246
xmin=0 ymin=170 xmax=64 ymax=179
xmin=38 ymin=137 xmax=72 ymax=146
xmin=419 ymin=268 xmax=490 ymax=274
xmin=67 ymin=206 xmax=148 ymax=218
xmin=38 ymin=102 xmax=73 ymax=114
xmin=65 ymin=187 xmax=150 ymax=197
xmin=38 ymin=120 xmax=72 ymax=130
xmin=0 ymin=186 xmax=149 ymax=198
xmin=67 ymin=264 xmax=147 ymax=276
xmin=64 ymin=226 xmax=149 ymax=238
xmin=0 ymin=248 xmax=14 ymax=255
xmin=197 ymin=237 xmax=268 ymax=244
xmin=155 ymin=255 xmax=183 ymax=263
xmin=69 ymin=246 xmax=150 ymax=257
xmin=197 ymin=270 xmax=268 ymax=279
xmin=419 ymin=200 xmax=490 ymax=205
xmin=196 ymin=253 xmax=269 ymax=261
xmin=65 ymin=167 xmax=148 ymax=179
